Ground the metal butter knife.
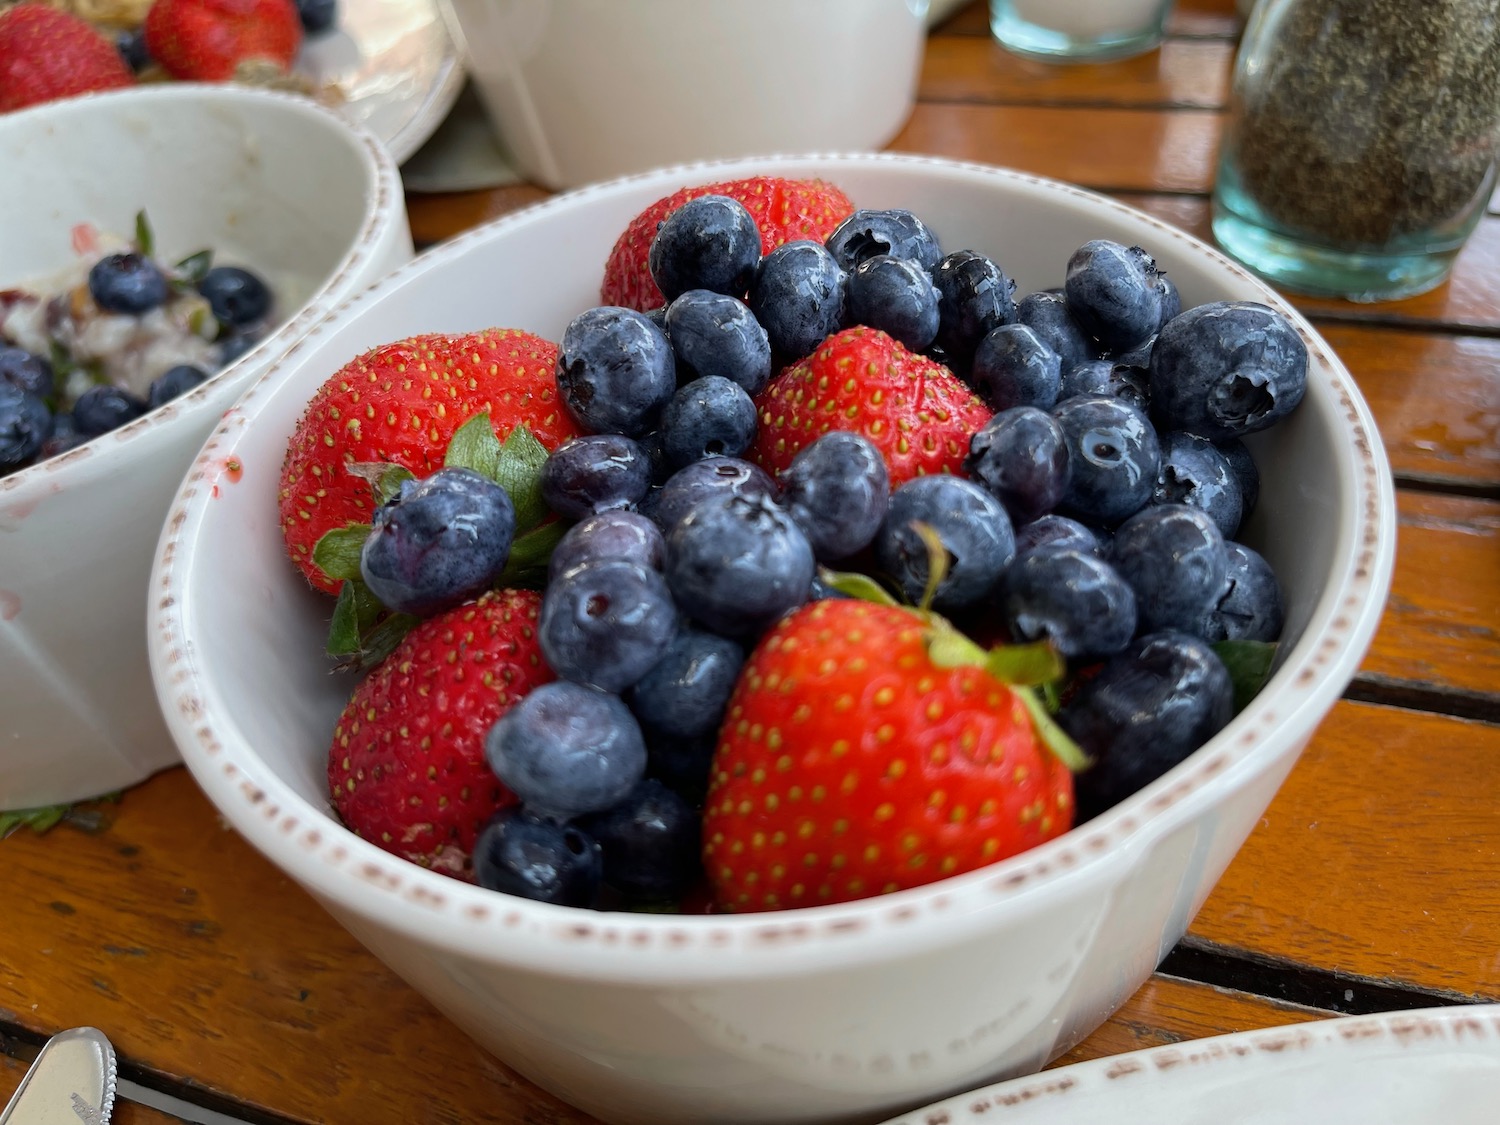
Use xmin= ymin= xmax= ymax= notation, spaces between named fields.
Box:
xmin=0 ymin=1027 xmax=116 ymax=1125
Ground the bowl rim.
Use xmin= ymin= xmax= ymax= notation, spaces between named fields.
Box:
xmin=149 ymin=151 xmax=1397 ymax=983
xmin=0 ymin=82 xmax=404 ymax=507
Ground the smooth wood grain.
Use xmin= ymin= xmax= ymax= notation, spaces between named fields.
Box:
xmin=405 ymin=183 xmax=550 ymax=250
xmin=1189 ymin=700 xmax=1500 ymax=999
xmin=889 ymin=103 xmax=1222 ymax=193
xmin=0 ymin=769 xmax=590 ymax=1125
xmin=919 ymin=36 xmax=1232 ymax=108
xmin=1357 ymin=493 xmax=1500 ymax=700
xmin=1055 ymin=975 xmax=1330 ymax=1065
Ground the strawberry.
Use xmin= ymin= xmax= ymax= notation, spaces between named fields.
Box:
xmin=751 ymin=325 xmax=994 ymax=487
xmin=0 ymin=5 xmax=134 ymax=112
xmin=278 ymin=329 xmax=582 ymax=595
xmin=328 ymin=588 xmax=553 ymax=879
xmin=600 ymin=176 xmax=855 ymax=311
xmin=702 ymin=598 xmax=1079 ymax=912
xmin=144 ymin=0 xmax=302 ymax=81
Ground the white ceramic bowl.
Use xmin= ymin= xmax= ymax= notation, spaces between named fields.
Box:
xmin=0 ymin=85 xmax=412 ymax=810
xmin=438 ymin=0 xmax=926 ymax=189
xmin=148 ymin=154 xmax=1395 ymax=1125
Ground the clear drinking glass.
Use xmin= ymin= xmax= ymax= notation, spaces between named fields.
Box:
xmin=1212 ymin=0 xmax=1500 ymax=301
xmin=989 ymin=0 xmax=1176 ymax=62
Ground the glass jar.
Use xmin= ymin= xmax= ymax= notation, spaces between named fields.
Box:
xmin=1212 ymin=0 xmax=1500 ymax=301
xmin=990 ymin=0 xmax=1175 ymax=62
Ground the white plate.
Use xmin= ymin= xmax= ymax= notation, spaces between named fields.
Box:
xmin=884 ymin=1005 xmax=1500 ymax=1125
xmin=296 ymin=0 xmax=465 ymax=164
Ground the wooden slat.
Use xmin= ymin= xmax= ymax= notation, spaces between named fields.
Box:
xmin=0 ymin=1054 xmax=186 ymax=1125
xmin=1356 ymin=494 xmax=1500 ymax=700
xmin=1117 ymin=193 xmax=1500 ymax=334
xmin=1189 ymin=699 xmax=1500 ymax=999
xmin=405 ymin=183 xmax=551 ymax=250
xmin=1055 ymin=974 xmax=1329 ymax=1065
xmin=890 ymin=103 xmax=1222 ymax=193
xmin=919 ymin=36 xmax=1233 ymax=109
xmin=0 ymin=770 xmax=591 ymax=1125
xmin=937 ymin=0 xmax=1245 ymax=41
xmin=1318 ymin=325 xmax=1500 ymax=489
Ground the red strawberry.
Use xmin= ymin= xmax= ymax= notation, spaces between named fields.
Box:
xmin=279 ymin=329 xmax=583 ymax=594
xmin=144 ymin=0 xmax=302 ymax=81
xmin=751 ymin=326 xmax=994 ymax=487
xmin=329 ymin=588 xmax=553 ymax=879
xmin=600 ymin=176 xmax=855 ymax=311
xmin=702 ymin=599 xmax=1077 ymax=912
xmin=0 ymin=5 xmax=134 ymax=112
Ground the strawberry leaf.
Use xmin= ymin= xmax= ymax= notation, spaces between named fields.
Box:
xmin=134 ymin=210 xmax=155 ymax=257
xmin=982 ymin=641 xmax=1066 ymax=688
xmin=444 ymin=412 xmax=504 ymax=482
xmin=338 ymin=611 xmax=422 ymax=673
xmin=496 ymin=520 xmax=570 ymax=588
xmin=345 ymin=462 xmax=415 ymax=507
xmin=327 ymin=577 xmax=383 ymax=655
xmin=1213 ymin=639 xmax=1278 ymax=714
xmin=817 ymin=567 xmax=901 ymax=606
xmin=1014 ymin=687 xmax=1092 ymax=773
xmin=313 ymin=524 xmax=372 ymax=584
xmin=494 ymin=424 xmax=551 ymax=533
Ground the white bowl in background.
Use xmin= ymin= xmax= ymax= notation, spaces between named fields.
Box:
xmin=148 ymin=154 xmax=1395 ymax=1125
xmin=0 ymin=84 xmax=412 ymax=811
xmin=438 ymin=0 xmax=927 ymax=190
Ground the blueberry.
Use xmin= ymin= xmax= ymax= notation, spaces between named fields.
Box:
xmin=577 ymin=778 xmax=702 ymax=900
xmin=548 ymin=510 xmax=667 ymax=583
xmin=485 ymin=681 xmax=647 ymax=820
xmin=844 ymin=254 xmax=941 ymax=351
xmin=0 ymin=346 xmax=54 ymax=400
xmin=628 ymin=627 xmax=744 ymax=742
xmin=964 ymin=406 xmax=1070 ymax=524
xmin=1110 ymin=504 xmax=1228 ymax=635
xmin=649 ymin=195 xmax=762 ymax=302
xmin=969 ymin=324 xmax=1062 ymax=413
xmin=877 ymin=475 xmax=1015 ymax=610
xmin=1000 ymin=548 xmax=1137 ymax=659
xmin=198 ymin=266 xmax=273 ymax=328
xmin=147 ymin=364 xmax=209 ymax=409
xmin=556 ymin=306 xmax=677 ymax=437
xmin=663 ymin=290 xmax=772 ymax=395
xmin=540 ymin=434 xmax=651 ymax=520
xmin=360 ymin=467 xmax=515 ymax=616
xmin=0 ymin=385 xmax=50 ymax=472
xmin=826 ymin=208 xmax=943 ymax=272
xmin=1198 ymin=541 xmax=1284 ymax=643
xmin=38 ymin=412 xmax=84 ymax=460
xmin=649 ymin=456 xmax=777 ymax=534
xmin=779 ymin=430 xmax=890 ymax=562
xmin=1064 ymin=241 xmax=1163 ymax=352
xmin=1110 ymin=334 xmax=1156 ymax=372
xmin=665 ymin=491 xmax=814 ymax=638
xmin=1156 ymin=274 xmax=1183 ymax=328
xmin=540 ymin=558 xmax=679 ymax=693
xmin=88 ymin=252 xmax=168 ymax=314
xmin=1217 ymin=437 xmax=1260 ymax=520
xmin=1152 ymin=431 xmax=1243 ymax=539
xmin=1057 ymin=358 xmax=1149 ymax=414
xmin=473 ymin=807 xmax=603 ymax=907
xmin=1052 ymin=394 xmax=1161 ymax=526
xmin=746 ymin=241 xmax=845 ymax=361
xmin=1013 ymin=514 xmax=1104 ymax=559
xmin=1015 ymin=289 xmax=1095 ymax=373
xmin=931 ymin=249 xmax=1017 ymax=368
xmin=645 ymin=733 xmax=718 ymax=801
xmin=218 ymin=330 xmax=262 ymax=366
xmin=72 ymin=385 xmax=147 ymax=435
xmin=659 ymin=375 xmax=757 ymax=468
xmin=1062 ymin=632 xmax=1233 ymax=821
xmin=637 ymin=430 xmax=674 ymax=485
xmin=296 ymin=0 xmax=338 ymax=34
xmin=1148 ymin=301 xmax=1307 ymax=440
xmin=115 ymin=26 xmax=151 ymax=71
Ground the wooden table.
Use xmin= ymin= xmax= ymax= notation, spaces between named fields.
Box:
xmin=4 ymin=2 xmax=1497 ymax=1120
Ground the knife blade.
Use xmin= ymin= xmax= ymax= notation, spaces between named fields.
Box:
xmin=0 ymin=1028 xmax=115 ymax=1125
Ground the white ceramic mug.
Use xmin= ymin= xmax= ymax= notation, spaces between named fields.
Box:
xmin=439 ymin=0 xmax=930 ymax=189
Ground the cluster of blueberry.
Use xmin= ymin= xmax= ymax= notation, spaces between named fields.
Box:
xmin=349 ymin=196 xmax=1307 ymax=906
xmin=0 ymin=244 xmax=273 ymax=477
